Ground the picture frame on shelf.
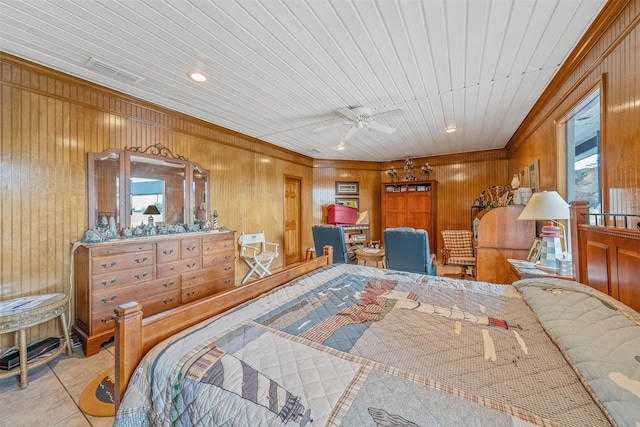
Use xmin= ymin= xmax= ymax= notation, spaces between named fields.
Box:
xmin=528 ymin=160 xmax=540 ymax=192
xmin=526 ymin=237 xmax=543 ymax=263
xmin=335 ymin=198 xmax=359 ymax=210
xmin=519 ymin=167 xmax=528 ymax=188
xmin=335 ymin=181 xmax=359 ymax=196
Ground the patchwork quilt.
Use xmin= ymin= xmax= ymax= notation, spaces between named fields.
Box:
xmin=114 ymin=264 xmax=640 ymax=427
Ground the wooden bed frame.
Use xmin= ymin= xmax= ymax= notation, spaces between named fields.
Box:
xmin=113 ymin=246 xmax=333 ymax=408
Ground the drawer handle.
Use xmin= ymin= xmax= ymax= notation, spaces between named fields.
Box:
xmin=162 ymin=297 xmax=174 ymax=304
xmin=210 ymin=257 xmax=217 ymax=263
xmin=224 ymin=279 xmax=232 ymax=285
xmin=170 ymin=266 xmax=174 ymax=271
xmin=205 ymin=246 xmax=211 ymax=251
xmin=134 ymin=272 xmax=148 ymax=279
xmin=135 ymin=256 xmax=148 ymax=263
xmin=100 ymin=317 xmax=114 ymax=324
xmin=163 ymin=280 xmax=175 ymax=288
xmin=186 ymin=246 xmax=196 ymax=251
xmin=101 ymin=278 xmax=117 ymax=286
xmin=101 ymin=261 xmax=117 ymax=268
xmin=186 ymin=291 xmax=196 ymax=297
xmin=191 ymin=274 xmax=196 ymax=279
xmin=163 ymin=249 xmax=174 ymax=255
xmin=101 ymin=295 xmax=117 ymax=303
xmin=224 ymin=255 xmax=232 ymax=260
xmin=187 ymin=262 xmax=196 ymax=268
xmin=224 ymin=266 xmax=232 ymax=271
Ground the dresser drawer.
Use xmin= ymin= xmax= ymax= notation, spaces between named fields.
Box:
xmin=138 ymin=289 xmax=181 ymax=316
xmin=91 ymin=249 xmax=154 ymax=272
xmin=202 ymin=233 xmax=235 ymax=254
xmin=202 ymin=250 xmax=234 ymax=268
xmin=91 ymin=275 xmax=180 ymax=313
xmin=181 ymin=237 xmax=201 ymax=258
xmin=157 ymin=241 xmax=180 ymax=263
xmin=91 ymin=265 xmax=154 ymax=288
xmin=90 ymin=308 xmax=118 ymax=335
xmin=181 ymin=276 xmax=234 ymax=303
xmin=89 ymin=243 xmax=154 ymax=258
xmin=157 ymin=257 xmax=202 ymax=278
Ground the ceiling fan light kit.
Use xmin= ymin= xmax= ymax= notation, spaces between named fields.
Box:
xmin=314 ymin=106 xmax=404 ymax=141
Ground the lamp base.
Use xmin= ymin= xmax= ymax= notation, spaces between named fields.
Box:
xmin=539 ymin=236 xmax=562 ymax=269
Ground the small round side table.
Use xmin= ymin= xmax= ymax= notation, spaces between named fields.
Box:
xmin=355 ymin=248 xmax=386 ymax=268
xmin=0 ymin=293 xmax=72 ymax=388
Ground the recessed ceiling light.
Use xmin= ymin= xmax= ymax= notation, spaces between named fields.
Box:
xmin=445 ymin=127 xmax=456 ymax=133
xmin=189 ymin=72 xmax=206 ymax=82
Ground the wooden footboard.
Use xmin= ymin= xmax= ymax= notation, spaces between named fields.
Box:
xmin=113 ymin=246 xmax=333 ymax=409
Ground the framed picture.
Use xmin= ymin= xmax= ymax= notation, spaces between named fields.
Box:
xmin=335 ymin=198 xmax=359 ymax=210
xmin=528 ymin=160 xmax=540 ymax=192
xmin=526 ymin=237 xmax=543 ymax=263
xmin=519 ymin=167 xmax=528 ymax=188
xmin=335 ymin=181 xmax=359 ymax=196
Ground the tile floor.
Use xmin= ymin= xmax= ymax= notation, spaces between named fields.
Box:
xmin=0 ymin=339 xmax=115 ymax=426
xmin=0 ymin=261 xmax=467 ymax=426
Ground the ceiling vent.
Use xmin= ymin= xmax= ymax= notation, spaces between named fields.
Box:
xmin=85 ymin=57 xmax=145 ymax=84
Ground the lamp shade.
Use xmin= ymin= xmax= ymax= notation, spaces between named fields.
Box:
xmin=143 ymin=204 xmax=161 ymax=215
xmin=518 ymin=191 xmax=569 ymax=221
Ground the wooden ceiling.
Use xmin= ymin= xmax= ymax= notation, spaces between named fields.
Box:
xmin=0 ymin=0 xmax=606 ymax=161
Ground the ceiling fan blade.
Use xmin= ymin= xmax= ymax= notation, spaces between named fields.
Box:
xmin=343 ymin=126 xmax=359 ymax=140
xmin=337 ymin=107 xmax=360 ymax=120
xmin=313 ymin=118 xmax=348 ymax=132
xmin=368 ymin=122 xmax=397 ymax=133
xmin=370 ymin=108 xmax=404 ymax=121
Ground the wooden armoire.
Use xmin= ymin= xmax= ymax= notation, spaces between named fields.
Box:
xmin=381 ymin=180 xmax=438 ymax=251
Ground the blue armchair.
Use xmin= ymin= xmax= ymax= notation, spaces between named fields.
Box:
xmin=312 ymin=225 xmax=351 ymax=264
xmin=383 ymin=227 xmax=437 ymax=275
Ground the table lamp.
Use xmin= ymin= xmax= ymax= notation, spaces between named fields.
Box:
xmin=517 ymin=191 xmax=570 ymax=269
xmin=143 ymin=204 xmax=161 ymax=227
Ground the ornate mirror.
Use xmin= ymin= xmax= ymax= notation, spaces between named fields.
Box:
xmin=87 ymin=144 xmax=209 ymax=230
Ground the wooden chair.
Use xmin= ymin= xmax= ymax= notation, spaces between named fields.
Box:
xmin=441 ymin=230 xmax=476 ymax=278
xmin=238 ymin=232 xmax=279 ymax=284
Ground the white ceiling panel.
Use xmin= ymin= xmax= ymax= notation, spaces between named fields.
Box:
xmin=0 ymin=0 xmax=606 ymax=161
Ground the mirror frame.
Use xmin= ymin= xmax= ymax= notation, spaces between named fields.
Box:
xmin=87 ymin=144 xmax=209 ymax=230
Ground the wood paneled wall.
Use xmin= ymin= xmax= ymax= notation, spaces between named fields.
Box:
xmin=507 ymin=0 xmax=640 ymax=216
xmin=380 ymin=151 xmax=509 ymax=254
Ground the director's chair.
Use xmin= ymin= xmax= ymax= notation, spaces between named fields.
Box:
xmin=238 ymin=231 xmax=279 ymax=284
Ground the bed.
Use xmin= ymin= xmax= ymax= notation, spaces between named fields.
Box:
xmin=112 ymin=247 xmax=640 ymax=427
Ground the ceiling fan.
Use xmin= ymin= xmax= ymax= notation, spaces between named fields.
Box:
xmin=313 ymin=106 xmax=404 ymax=140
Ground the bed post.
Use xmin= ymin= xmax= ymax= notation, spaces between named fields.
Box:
xmin=323 ymin=245 xmax=334 ymax=263
xmin=113 ymin=302 xmax=143 ymax=411
xmin=569 ymin=201 xmax=588 ymax=282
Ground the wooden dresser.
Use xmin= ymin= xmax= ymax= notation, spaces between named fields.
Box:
xmin=73 ymin=231 xmax=235 ymax=356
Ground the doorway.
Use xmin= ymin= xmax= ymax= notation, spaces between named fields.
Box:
xmin=284 ymin=176 xmax=302 ymax=265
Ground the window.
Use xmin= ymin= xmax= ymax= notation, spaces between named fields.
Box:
xmin=565 ymin=87 xmax=601 ymax=214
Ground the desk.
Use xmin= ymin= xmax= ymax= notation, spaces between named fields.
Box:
xmin=0 ymin=293 xmax=72 ymax=388
xmin=507 ymin=260 xmax=573 ymax=283
xmin=355 ymin=248 xmax=385 ymax=268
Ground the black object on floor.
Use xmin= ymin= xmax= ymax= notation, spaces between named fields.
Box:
xmin=0 ymin=337 xmax=61 ymax=370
